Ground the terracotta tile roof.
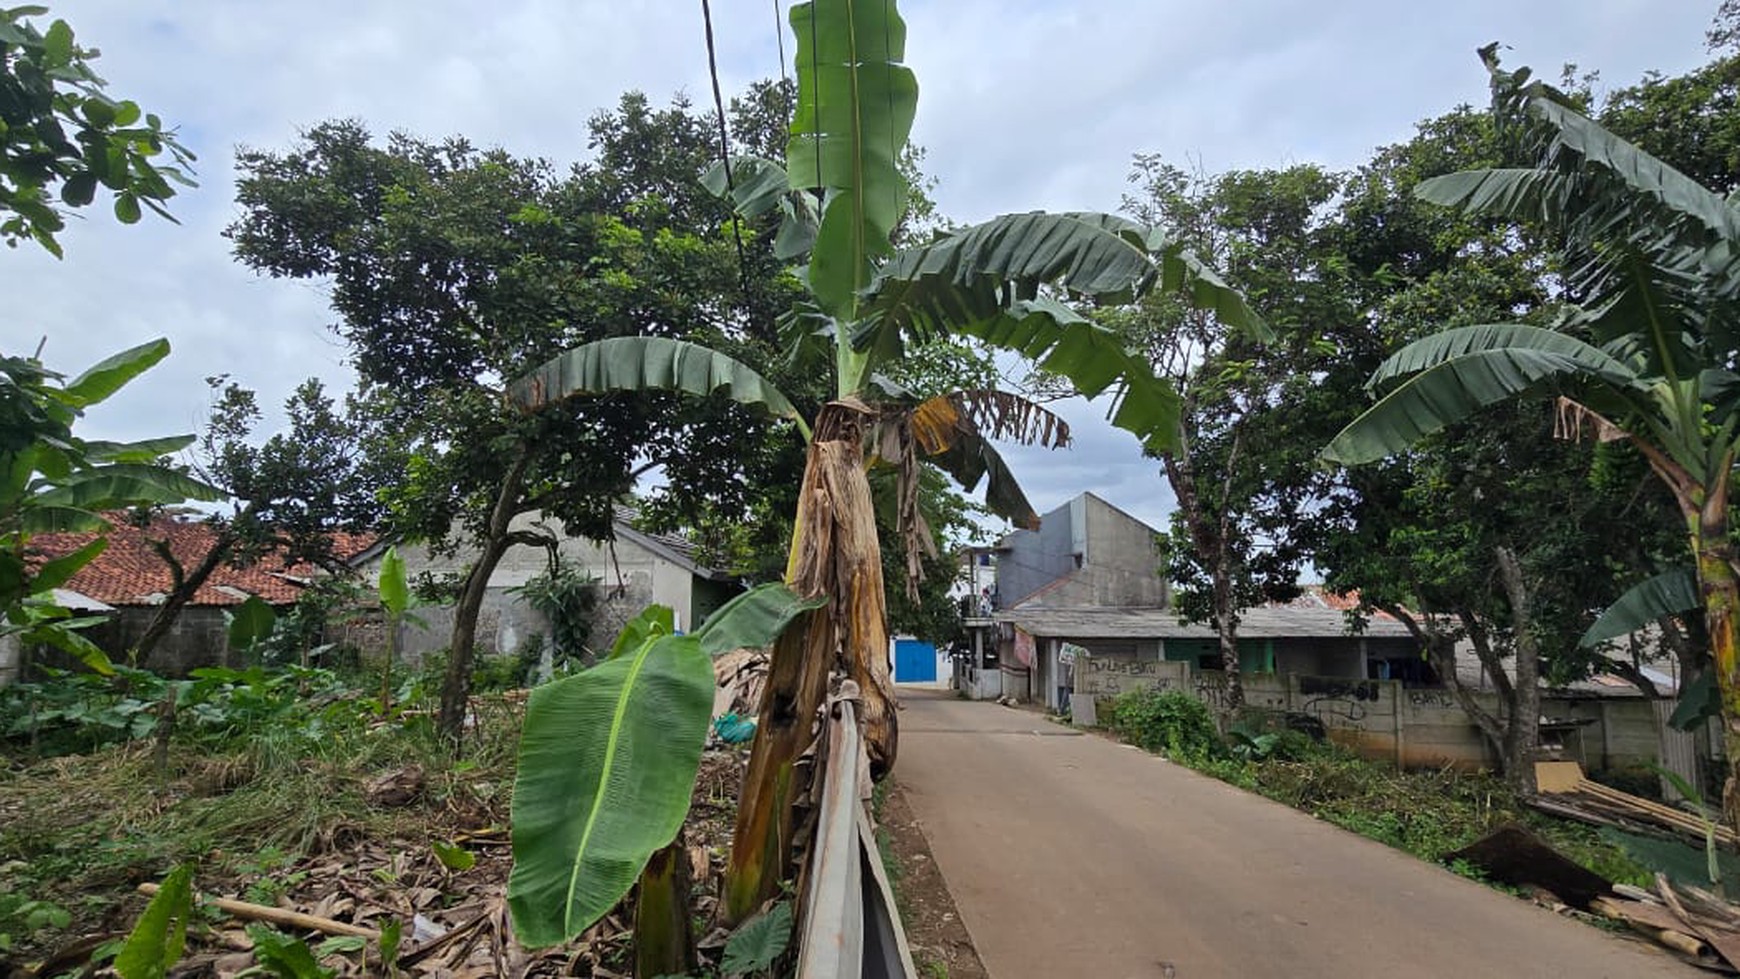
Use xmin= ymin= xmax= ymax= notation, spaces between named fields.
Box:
xmin=29 ymin=512 xmax=375 ymax=608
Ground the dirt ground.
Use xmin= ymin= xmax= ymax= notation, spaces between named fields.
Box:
xmin=880 ymin=782 xmax=989 ymax=979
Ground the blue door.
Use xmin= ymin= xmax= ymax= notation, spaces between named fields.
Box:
xmin=893 ymin=639 xmax=937 ymax=682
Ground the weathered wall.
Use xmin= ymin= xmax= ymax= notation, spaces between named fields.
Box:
xmin=377 ymin=513 xmax=702 ymax=662
xmin=1073 ymin=657 xmax=1672 ymax=775
xmin=1077 ymin=496 xmax=1168 ymax=607
xmin=997 ymin=495 xmax=1168 ymax=608
xmin=1075 ymin=655 xmax=1190 ymax=698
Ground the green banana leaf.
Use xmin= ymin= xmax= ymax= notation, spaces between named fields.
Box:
xmin=508 ymin=630 xmax=713 ymax=947
xmin=507 ymin=583 xmax=821 ymax=946
xmin=507 ymin=336 xmax=810 ymax=440
xmin=32 ymin=464 xmax=226 ymax=508
xmin=83 ymin=435 xmax=197 ymax=464
xmin=226 ymin=596 xmax=277 ymax=651
xmin=1363 ymin=324 xmax=1640 ymax=392
xmin=1580 ymin=567 xmax=1698 ymax=647
xmin=864 ymin=211 xmax=1266 ymax=342
xmin=17 ymin=505 xmax=108 ymax=534
xmin=62 ymin=338 xmax=171 ymax=407
xmin=609 ymin=603 xmax=673 ymax=661
xmin=701 ymin=155 xmax=793 ymax=221
xmin=1322 ymin=342 xmax=1645 ymax=466
xmin=787 ymin=0 xmax=918 ymax=322
xmin=114 ymin=863 xmax=194 ymax=979
xmin=693 ymin=582 xmax=825 ymax=657
xmin=378 ymin=546 xmax=411 ymax=619
xmin=1670 ymin=667 xmax=1723 ymax=731
xmin=29 ymin=537 xmax=106 ymax=594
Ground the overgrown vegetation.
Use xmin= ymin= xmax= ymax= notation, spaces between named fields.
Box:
xmin=0 ymin=661 xmax=521 ymax=963
xmin=1102 ymin=689 xmax=1651 ymax=892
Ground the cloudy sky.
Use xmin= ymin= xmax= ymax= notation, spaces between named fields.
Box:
xmin=7 ymin=0 xmax=1720 ymax=535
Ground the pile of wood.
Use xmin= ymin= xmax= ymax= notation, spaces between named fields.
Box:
xmin=1592 ymin=876 xmax=1740 ymax=971
xmin=1448 ymin=822 xmax=1740 ymax=971
xmin=1532 ymin=761 xmax=1737 ymax=848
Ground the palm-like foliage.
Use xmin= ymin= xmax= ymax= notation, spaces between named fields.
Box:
xmin=507 ymin=0 xmax=1263 ymax=924
xmin=1323 ymin=48 xmax=1740 ymax=814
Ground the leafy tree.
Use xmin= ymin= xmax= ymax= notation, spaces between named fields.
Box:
xmin=1325 ymin=49 xmax=1740 ymax=805
xmin=227 ymin=102 xmax=801 ymax=744
xmin=0 ymin=5 xmax=194 ymax=255
xmin=1 ymin=340 xmax=220 ymax=672
xmin=510 ymin=0 xmax=1263 ymax=925
xmin=1108 ymin=157 xmax=1343 ymax=709
xmin=126 ymin=377 xmax=393 ymax=666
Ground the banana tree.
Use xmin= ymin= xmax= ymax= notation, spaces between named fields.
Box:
xmin=509 ymin=0 xmax=1264 ymax=920
xmin=1322 ymin=48 xmax=1740 ymax=819
xmin=2 ymin=339 xmax=224 ymax=673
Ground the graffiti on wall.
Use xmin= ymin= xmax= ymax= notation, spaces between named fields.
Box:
xmin=1407 ymin=689 xmax=1457 ymax=710
xmin=1296 ymin=675 xmax=1387 ymax=730
xmin=1193 ymin=671 xmax=1232 ymax=711
xmin=1077 ymin=656 xmax=1186 ymax=697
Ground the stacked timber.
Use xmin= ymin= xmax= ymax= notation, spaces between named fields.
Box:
xmin=1531 ymin=761 xmax=1736 ymax=847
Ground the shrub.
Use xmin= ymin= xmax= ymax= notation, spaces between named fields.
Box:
xmin=1108 ymin=690 xmax=1219 ymax=763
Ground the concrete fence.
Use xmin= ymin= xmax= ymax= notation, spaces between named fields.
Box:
xmin=1077 ymin=654 xmax=1695 ymax=777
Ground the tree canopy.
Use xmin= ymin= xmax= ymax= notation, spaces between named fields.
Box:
xmin=0 ymin=5 xmax=194 ymax=256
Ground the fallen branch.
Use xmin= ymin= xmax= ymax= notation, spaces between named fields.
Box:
xmin=137 ymin=883 xmax=380 ymax=939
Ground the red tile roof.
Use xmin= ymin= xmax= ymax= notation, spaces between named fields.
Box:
xmin=30 ymin=512 xmax=374 ymax=607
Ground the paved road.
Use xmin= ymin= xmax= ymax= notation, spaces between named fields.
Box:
xmin=894 ymin=689 xmax=1694 ymax=979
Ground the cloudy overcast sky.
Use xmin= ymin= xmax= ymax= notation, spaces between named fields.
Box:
xmin=5 ymin=0 xmax=1720 ymax=535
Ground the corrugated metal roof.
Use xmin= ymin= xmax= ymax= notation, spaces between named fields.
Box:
xmin=996 ymin=605 xmax=1413 ymax=640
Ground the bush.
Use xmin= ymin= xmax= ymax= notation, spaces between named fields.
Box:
xmin=1108 ymin=690 xmax=1219 ymax=763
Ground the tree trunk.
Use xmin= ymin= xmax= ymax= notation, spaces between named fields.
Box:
xmin=634 ymin=834 xmax=695 ymax=979
xmin=724 ymin=401 xmax=896 ymax=923
xmin=1693 ymin=473 xmax=1740 ymax=830
xmin=1390 ymin=602 xmax=1517 ymax=777
xmin=1494 ymin=545 xmax=1541 ymax=797
xmin=1160 ymin=447 xmax=1244 ymax=710
xmin=132 ymin=531 xmax=235 ymax=668
xmin=436 ymin=451 xmax=532 ymax=745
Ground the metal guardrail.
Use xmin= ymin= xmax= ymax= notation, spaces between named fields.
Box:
xmin=797 ymin=683 xmax=917 ymax=979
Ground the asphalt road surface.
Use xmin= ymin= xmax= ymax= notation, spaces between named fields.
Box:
xmin=894 ymin=688 xmax=1695 ymax=979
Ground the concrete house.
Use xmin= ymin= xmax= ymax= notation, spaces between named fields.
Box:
xmin=4 ymin=512 xmax=371 ymax=681
xmin=351 ymin=507 xmax=741 ymax=663
xmin=960 ymin=493 xmax=1418 ymax=710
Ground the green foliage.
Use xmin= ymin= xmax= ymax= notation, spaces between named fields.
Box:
xmin=430 ymin=839 xmax=475 ymax=872
xmin=0 ymin=6 xmax=195 ymax=256
xmin=114 ymin=864 xmax=193 ymax=979
xmin=1106 ymin=690 xmax=1220 ymax=763
xmin=0 ymin=893 xmax=70 ymax=952
xmin=226 ymin=596 xmax=278 ymax=654
xmin=512 ymin=562 xmax=598 ymax=666
xmin=1 ymin=340 xmax=222 ymax=674
xmin=508 ymin=585 xmax=818 ymax=946
xmin=0 ymin=664 xmax=375 ymax=758
xmin=786 ymin=0 xmax=918 ymax=362
xmin=509 ymin=336 xmax=810 ymax=439
xmin=248 ymin=925 xmax=339 ymax=979
xmin=507 ymin=616 xmax=714 ymax=947
xmin=721 ymin=901 xmax=793 ymax=977
xmin=378 ymin=547 xmax=411 ymax=620
xmin=1579 ymin=567 xmax=1697 ymax=647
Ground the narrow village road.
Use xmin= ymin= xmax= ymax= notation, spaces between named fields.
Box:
xmin=894 ymin=688 xmax=1694 ymax=979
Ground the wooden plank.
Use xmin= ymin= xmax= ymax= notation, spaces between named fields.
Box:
xmin=1535 ymin=760 xmax=1585 ymax=793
